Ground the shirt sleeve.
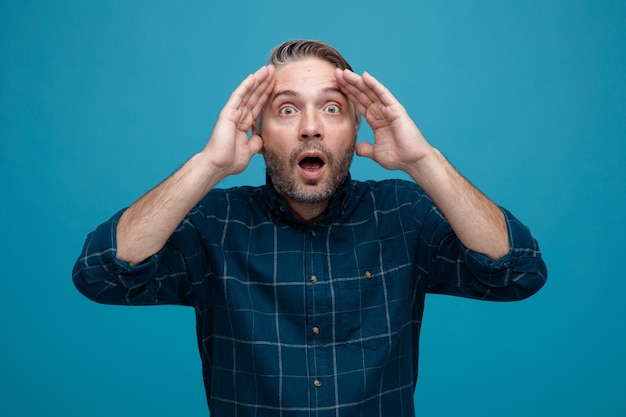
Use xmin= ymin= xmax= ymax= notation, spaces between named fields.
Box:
xmin=72 ymin=209 xmax=196 ymax=306
xmin=424 ymin=206 xmax=548 ymax=301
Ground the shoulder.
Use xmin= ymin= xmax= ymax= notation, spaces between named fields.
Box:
xmin=343 ymin=178 xmax=435 ymax=226
xmin=201 ymin=186 xmax=265 ymax=203
xmin=205 ymin=184 xmax=265 ymax=201
xmin=351 ymin=178 xmax=430 ymax=205
xmin=195 ymin=185 xmax=267 ymax=218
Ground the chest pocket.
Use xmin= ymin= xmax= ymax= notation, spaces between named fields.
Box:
xmin=333 ymin=264 xmax=411 ymax=350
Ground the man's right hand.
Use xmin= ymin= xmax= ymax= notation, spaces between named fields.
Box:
xmin=201 ymin=65 xmax=275 ymax=178
xmin=116 ymin=65 xmax=275 ymax=266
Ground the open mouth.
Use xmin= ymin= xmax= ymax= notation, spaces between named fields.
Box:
xmin=296 ymin=151 xmax=328 ymax=180
xmin=298 ymin=156 xmax=325 ymax=171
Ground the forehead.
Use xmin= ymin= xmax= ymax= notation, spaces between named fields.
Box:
xmin=272 ymin=57 xmax=338 ymax=92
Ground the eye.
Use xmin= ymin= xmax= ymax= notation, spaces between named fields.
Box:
xmin=279 ymin=106 xmax=296 ymax=115
xmin=325 ymin=104 xmax=341 ymax=114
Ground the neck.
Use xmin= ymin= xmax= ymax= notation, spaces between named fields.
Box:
xmin=283 ymin=197 xmax=330 ymax=224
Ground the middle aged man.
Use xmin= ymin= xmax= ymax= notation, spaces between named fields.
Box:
xmin=73 ymin=40 xmax=547 ymax=416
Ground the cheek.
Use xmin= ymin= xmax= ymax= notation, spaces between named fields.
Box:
xmin=262 ymin=134 xmax=291 ymax=156
xmin=262 ymin=135 xmax=293 ymax=162
xmin=261 ymin=117 xmax=295 ymax=140
xmin=328 ymin=125 xmax=357 ymax=149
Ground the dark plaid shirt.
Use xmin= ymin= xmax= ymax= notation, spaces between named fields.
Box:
xmin=73 ymin=175 xmax=547 ymax=416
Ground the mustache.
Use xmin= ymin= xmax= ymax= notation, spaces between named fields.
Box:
xmin=288 ymin=142 xmax=334 ymax=166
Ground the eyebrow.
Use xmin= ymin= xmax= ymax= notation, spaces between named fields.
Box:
xmin=271 ymin=87 xmax=347 ymax=103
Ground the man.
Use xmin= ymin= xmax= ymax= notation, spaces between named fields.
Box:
xmin=73 ymin=40 xmax=547 ymax=416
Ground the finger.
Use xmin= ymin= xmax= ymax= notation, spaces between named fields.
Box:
xmin=247 ymin=65 xmax=275 ymax=118
xmin=337 ymin=69 xmax=398 ymax=109
xmin=335 ymin=69 xmax=373 ymax=113
xmin=360 ymin=71 xmax=398 ymax=107
xmin=224 ymin=66 xmax=275 ymax=131
xmin=336 ymin=83 xmax=369 ymax=116
xmin=238 ymin=65 xmax=275 ymax=128
xmin=227 ymin=65 xmax=272 ymax=111
xmin=230 ymin=73 xmax=256 ymax=108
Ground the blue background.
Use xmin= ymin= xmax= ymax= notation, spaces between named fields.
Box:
xmin=1 ymin=0 xmax=625 ymax=415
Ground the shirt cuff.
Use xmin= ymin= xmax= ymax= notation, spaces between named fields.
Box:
xmin=80 ymin=209 xmax=162 ymax=287
xmin=461 ymin=207 xmax=544 ymax=288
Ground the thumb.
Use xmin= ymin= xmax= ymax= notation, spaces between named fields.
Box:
xmin=355 ymin=142 xmax=375 ymax=160
xmin=248 ymin=134 xmax=264 ymax=155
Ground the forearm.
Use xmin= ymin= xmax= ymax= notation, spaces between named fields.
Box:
xmin=405 ymin=147 xmax=510 ymax=260
xmin=116 ymin=152 xmax=225 ymax=266
xmin=73 ymin=207 xmax=199 ymax=306
xmin=336 ymin=69 xmax=511 ymax=260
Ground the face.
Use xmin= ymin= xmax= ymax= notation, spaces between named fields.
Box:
xmin=260 ymin=57 xmax=358 ymax=207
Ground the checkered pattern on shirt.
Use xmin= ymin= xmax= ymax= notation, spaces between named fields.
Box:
xmin=73 ymin=178 xmax=547 ymax=417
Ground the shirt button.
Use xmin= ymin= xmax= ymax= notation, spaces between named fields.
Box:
xmin=310 ymin=229 xmax=316 ymax=238
xmin=365 ymin=270 xmax=373 ymax=279
xmin=310 ymin=275 xmax=318 ymax=284
xmin=313 ymin=378 xmax=322 ymax=387
xmin=311 ymin=326 xmax=320 ymax=336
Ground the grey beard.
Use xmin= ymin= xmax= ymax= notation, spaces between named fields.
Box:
xmin=263 ymin=141 xmax=354 ymax=205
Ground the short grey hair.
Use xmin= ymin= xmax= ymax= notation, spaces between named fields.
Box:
xmin=255 ymin=40 xmax=361 ymax=134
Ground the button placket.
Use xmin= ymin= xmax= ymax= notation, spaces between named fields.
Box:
xmin=304 ymin=225 xmax=328 ymax=398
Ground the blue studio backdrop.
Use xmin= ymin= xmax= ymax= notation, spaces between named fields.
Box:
xmin=1 ymin=0 xmax=625 ymax=416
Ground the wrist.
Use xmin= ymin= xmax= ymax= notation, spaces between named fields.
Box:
xmin=186 ymin=152 xmax=229 ymax=196
xmin=403 ymin=146 xmax=447 ymax=187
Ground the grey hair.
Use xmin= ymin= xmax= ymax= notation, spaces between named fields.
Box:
xmin=255 ymin=40 xmax=361 ymax=134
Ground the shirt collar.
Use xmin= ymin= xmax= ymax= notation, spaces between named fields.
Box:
xmin=264 ymin=172 xmax=354 ymax=228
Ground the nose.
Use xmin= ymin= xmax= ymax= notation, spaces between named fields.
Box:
xmin=299 ymin=110 xmax=323 ymax=141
